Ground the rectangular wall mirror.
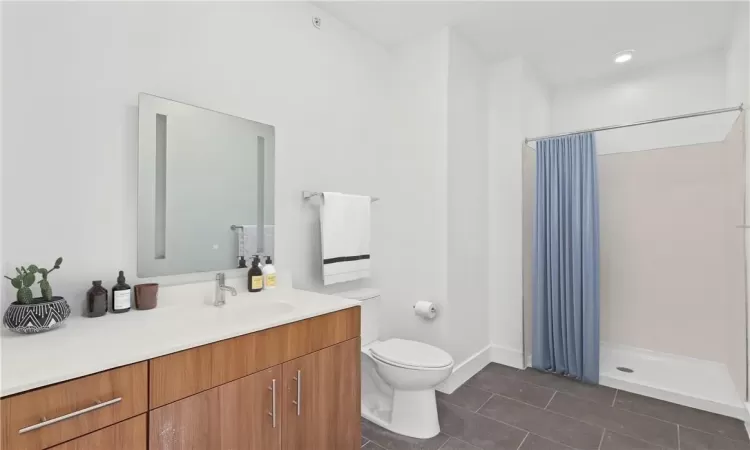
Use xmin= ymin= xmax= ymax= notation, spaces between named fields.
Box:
xmin=138 ymin=94 xmax=275 ymax=277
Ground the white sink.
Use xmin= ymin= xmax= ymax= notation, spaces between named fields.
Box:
xmin=241 ymin=299 xmax=295 ymax=316
xmin=223 ymin=295 xmax=295 ymax=316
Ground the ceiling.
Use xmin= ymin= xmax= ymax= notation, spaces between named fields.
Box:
xmin=317 ymin=1 xmax=739 ymax=86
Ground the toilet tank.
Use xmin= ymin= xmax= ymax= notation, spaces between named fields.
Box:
xmin=337 ymin=288 xmax=380 ymax=345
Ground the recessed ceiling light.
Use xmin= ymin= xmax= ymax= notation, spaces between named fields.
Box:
xmin=614 ymin=50 xmax=634 ymax=64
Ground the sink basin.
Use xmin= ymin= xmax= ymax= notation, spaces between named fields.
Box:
xmin=222 ymin=296 xmax=295 ymax=317
xmin=244 ymin=299 xmax=295 ymax=316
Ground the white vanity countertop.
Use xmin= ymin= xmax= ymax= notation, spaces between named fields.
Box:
xmin=0 ymin=286 xmax=360 ymax=397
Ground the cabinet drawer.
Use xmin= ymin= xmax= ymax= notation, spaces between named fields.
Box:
xmin=150 ymin=343 xmax=212 ymax=409
xmin=212 ymin=325 xmax=287 ymax=387
xmin=283 ymin=307 xmax=360 ymax=361
xmin=48 ymin=414 xmax=147 ymax=450
xmin=1 ymin=362 xmax=148 ymax=450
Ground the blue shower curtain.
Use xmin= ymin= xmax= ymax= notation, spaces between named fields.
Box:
xmin=531 ymin=132 xmax=600 ymax=384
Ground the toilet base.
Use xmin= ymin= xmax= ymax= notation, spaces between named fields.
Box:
xmin=362 ymin=388 xmax=440 ymax=439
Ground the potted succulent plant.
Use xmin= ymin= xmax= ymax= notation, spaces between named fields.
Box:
xmin=3 ymin=257 xmax=71 ymax=334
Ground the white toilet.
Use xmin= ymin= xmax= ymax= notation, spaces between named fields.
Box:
xmin=338 ymin=288 xmax=454 ymax=439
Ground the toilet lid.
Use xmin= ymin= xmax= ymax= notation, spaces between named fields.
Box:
xmin=369 ymin=338 xmax=453 ymax=369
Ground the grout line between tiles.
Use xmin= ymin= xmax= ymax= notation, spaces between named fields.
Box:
xmin=446 ymin=436 xmax=482 ymax=450
xmin=502 ymin=397 xmax=671 ymax=449
xmin=544 ymin=391 xmax=557 ymax=409
xmin=528 ymin=432 xmax=581 ymax=450
xmin=611 ymin=389 xmax=618 ymax=407
xmin=676 ymin=423 xmax=750 ymax=444
xmin=475 ymin=393 xmax=496 ymax=412
xmin=471 ymin=396 xmax=670 ymax=450
xmin=443 ymin=401 xmax=590 ymax=450
xmin=516 ymin=432 xmax=530 ymax=450
xmin=604 ymin=400 xmax=750 ymax=443
xmin=463 ymin=380 xmax=499 ymax=397
xmin=553 ymin=389 xmax=703 ymax=431
xmin=472 ymin=407 xmax=599 ymax=447
xmin=597 ymin=428 xmax=606 ymax=450
xmin=493 ymin=365 xmax=622 ymax=408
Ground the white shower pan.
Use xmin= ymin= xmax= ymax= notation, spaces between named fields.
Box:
xmin=599 ymin=342 xmax=747 ymax=420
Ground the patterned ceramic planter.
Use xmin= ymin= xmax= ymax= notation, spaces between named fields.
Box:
xmin=3 ymin=297 xmax=71 ymax=334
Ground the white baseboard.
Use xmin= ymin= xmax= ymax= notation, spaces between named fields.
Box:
xmin=437 ymin=344 xmax=491 ymax=394
xmin=490 ymin=344 xmax=524 ymax=369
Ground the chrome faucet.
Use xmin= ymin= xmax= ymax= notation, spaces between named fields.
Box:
xmin=215 ymin=272 xmax=237 ymax=306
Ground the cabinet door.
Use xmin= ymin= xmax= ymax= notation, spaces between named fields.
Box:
xmin=218 ymin=366 xmax=282 ymax=450
xmin=149 ymin=367 xmax=282 ymax=450
xmin=49 ymin=415 xmax=146 ymax=450
xmin=282 ymin=337 xmax=361 ymax=450
xmin=149 ymin=386 xmax=221 ymax=449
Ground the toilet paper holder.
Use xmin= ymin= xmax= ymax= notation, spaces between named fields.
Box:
xmin=413 ymin=301 xmax=438 ymax=320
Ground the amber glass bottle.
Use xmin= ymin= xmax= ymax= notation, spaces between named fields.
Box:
xmin=112 ymin=271 xmax=132 ymax=313
xmin=248 ymin=256 xmax=263 ymax=292
xmin=86 ymin=280 xmax=108 ymax=317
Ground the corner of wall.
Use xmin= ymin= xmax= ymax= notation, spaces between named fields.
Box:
xmin=487 ymin=56 xmax=551 ymax=362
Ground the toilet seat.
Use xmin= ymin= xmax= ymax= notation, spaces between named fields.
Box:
xmin=369 ymin=338 xmax=453 ymax=370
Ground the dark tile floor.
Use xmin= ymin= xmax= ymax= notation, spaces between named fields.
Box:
xmin=360 ymin=363 xmax=750 ymax=450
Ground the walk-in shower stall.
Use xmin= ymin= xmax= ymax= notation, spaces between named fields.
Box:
xmin=522 ymin=106 xmax=747 ymax=419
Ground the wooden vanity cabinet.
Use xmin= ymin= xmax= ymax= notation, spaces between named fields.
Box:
xmin=1 ymin=307 xmax=360 ymax=450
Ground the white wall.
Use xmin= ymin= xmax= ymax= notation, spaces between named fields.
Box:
xmin=488 ymin=57 xmax=523 ymax=364
xmin=2 ymin=2 xmax=391 ymax=309
xmin=552 ymin=52 xmax=734 ymax=155
xmin=446 ymin=30 xmax=489 ymax=363
xmin=377 ymin=28 xmax=450 ymax=351
xmin=487 ymin=58 xmax=550 ymax=365
xmin=725 ymin=2 xmax=749 ymax=109
xmin=379 ymin=28 xmax=492 ymax=369
xmin=2 ymin=3 xmax=492 ymax=375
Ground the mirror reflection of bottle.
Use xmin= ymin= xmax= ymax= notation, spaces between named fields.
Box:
xmin=112 ymin=271 xmax=132 ymax=313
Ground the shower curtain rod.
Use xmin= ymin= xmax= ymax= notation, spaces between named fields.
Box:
xmin=524 ymin=104 xmax=744 ymax=143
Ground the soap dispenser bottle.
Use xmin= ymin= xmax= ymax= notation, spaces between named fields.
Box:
xmin=111 ymin=271 xmax=132 ymax=313
xmin=248 ymin=256 xmax=263 ymax=292
xmin=262 ymin=256 xmax=276 ymax=289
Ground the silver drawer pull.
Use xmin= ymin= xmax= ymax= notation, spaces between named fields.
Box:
xmin=267 ymin=379 xmax=276 ymax=428
xmin=18 ymin=397 xmax=122 ymax=434
xmin=292 ymin=370 xmax=301 ymax=416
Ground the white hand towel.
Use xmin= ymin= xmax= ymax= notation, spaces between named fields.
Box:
xmin=320 ymin=192 xmax=371 ymax=285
